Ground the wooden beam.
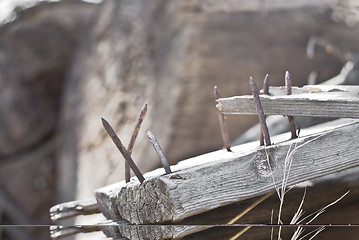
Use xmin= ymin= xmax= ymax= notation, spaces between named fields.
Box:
xmin=95 ymin=120 xmax=359 ymax=228
xmin=217 ymin=85 xmax=359 ymax=118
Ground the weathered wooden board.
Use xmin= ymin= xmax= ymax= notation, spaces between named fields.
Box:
xmin=50 ymin=170 xmax=359 ymax=240
xmin=263 ymin=85 xmax=359 ymax=96
xmin=50 ymin=119 xmax=359 ymax=239
xmin=49 ymin=198 xmax=99 ymax=222
xmin=95 ymin=120 xmax=359 ymax=228
xmin=97 ymin=168 xmax=359 ymax=239
xmin=217 ymin=85 xmax=359 ymax=117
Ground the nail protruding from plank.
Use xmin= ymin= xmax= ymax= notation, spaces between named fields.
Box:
xmin=249 ymin=77 xmax=271 ymax=146
xmin=285 ymin=71 xmax=298 ymax=139
xmin=285 ymin=71 xmax=292 ymax=95
xmin=126 ymin=104 xmax=148 ymax=182
xmin=263 ymin=74 xmax=270 ymax=95
xmin=101 ymin=118 xmax=145 ymax=183
xmin=214 ymin=86 xmax=231 ymax=151
xmin=260 ymin=74 xmax=270 ymax=146
xmin=147 ymin=131 xmax=172 ymax=174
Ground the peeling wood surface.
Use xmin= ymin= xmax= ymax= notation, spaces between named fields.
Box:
xmin=217 ymin=85 xmax=359 ymax=117
xmin=95 ymin=120 xmax=359 ymax=227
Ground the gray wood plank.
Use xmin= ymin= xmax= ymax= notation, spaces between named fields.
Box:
xmin=95 ymin=120 xmax=359 ymax=228
xmin=217 ymin=88 xmax=359 ymax=117
xmin=50 ymin=198 xmax=100 ymax=222
xmin=263 ymin=85 xmax=359 ymax=96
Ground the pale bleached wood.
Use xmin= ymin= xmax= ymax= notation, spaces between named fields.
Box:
xmin=262 ymin=85 xmax=359 ymax=96
xmin=49 ymin=119 xmax=359 ymax=239
xmin=217 ymin=87 xmax=359 ymax=117
xmin=50 ymin=198 xmax=100 ymax=222
xmin=95 ymin=120 xmax=359 ymax=228
xmin=96 ymin=162 xmax=359 ymax=239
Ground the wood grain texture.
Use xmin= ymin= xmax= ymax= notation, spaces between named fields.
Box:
xmin=217 ymin=85 xmax=359 ymax=118
xmin=98 ymin=169 xmax=359 ymax=239
xmin=50 ymin=119 xmax=359 ymax=239
xmin=95 ymin=120 xmax=359 ymax=227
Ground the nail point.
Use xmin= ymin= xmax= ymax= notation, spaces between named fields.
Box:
xmin=263 ymin=74 xmax=270 ymax=95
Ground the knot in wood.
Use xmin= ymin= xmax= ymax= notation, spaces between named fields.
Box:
xmin=254 ymin=148 xmax=275 ymax=177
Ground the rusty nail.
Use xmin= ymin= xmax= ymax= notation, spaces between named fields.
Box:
xmin=263 ymin=74 xmax=270 ymax=95
xmin=125 ymin=104 xmax=148 ymax=182
xmin=147 ymin=131 xmax=172 ymax=174
xmin=260 ymin=74 xmax=270 ymax=146
xmin=249 ymin=77 xmax=271 ymax=146
xmin=214 ymin=86 xmax=231 ymax=151
xmin=285 ymin=71 xmax=298 ymax=139
xmin=285 ymin=71 xmax=292 ymax=95
xmin=101 ymin=118 xmax=145 ymax=183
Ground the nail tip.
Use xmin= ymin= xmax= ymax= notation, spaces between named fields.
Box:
xmin=101 ymin=117 xmax=108 ymax=125
xmin=214 ymin=86 xmax=220 ymax=98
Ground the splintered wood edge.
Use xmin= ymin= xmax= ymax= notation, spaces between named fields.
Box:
xmin=217 ymin=87 xmax=359 ymax=118
xmin=49 ymin=198 xmax=100 ymax=221
xmin=96 ymin=121 xmax=359 ymax=226
xmin=95 ymin=181 xmax=128 ymax=220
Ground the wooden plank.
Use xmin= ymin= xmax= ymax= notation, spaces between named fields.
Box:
xmin=95 ymin=120 xmax=359 ymax=229
xmin=49 ymin=198 xmax=100 ymax=222
xmin=100 ymin=166 xmax=359 ymax=239
xmin=49 ymin=119 xmax=359 ymax=239
xmin=262 ymin=85 xmax=359 ymax=96
xmin=216 ymin=88 xmax=359 ymax=117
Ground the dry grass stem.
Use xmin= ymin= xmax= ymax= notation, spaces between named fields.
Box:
xmin=228 ymin=226 xmax=252 ymax=240
xmin=227 ymin=191 xmax=274 ymax=240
